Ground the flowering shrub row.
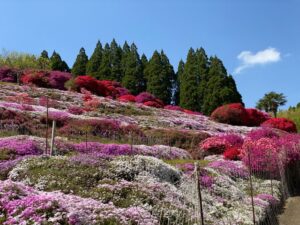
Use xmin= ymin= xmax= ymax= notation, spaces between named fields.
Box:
xmin=261 ymin=117 xmax=297 ymax=133
xmin=211 ymin=103 xmax=270 ymax=127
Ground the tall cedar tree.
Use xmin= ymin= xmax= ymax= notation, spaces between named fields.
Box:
xmin=174 ymin=60 xmax=184 ymax=105
xmin=121 ymin=43 xmax=145 ymax=95
xmin=50 ymin=51 xmax=70 ymax=72
xmin=97 ymin=44 xmax=112 ymax=80
xmin=202 ymin=56 xmax=243 ymax=115
xmin=86 ymin=41 xmax=103 ymax=77
xmin=72 ymin=47 xmax=88 ymax=76
xmin=40 ymin=50 xmax=49 ymax=59
xmin=110 ymin=39 xmax=123 ymax=81
xmin=179 ymin=48 xmax=202 ymax=111
xmin=145 ymin=51 xmax=174 ymax=104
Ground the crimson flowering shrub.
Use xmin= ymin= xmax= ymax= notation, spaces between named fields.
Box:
xmin=21 ymin=70 xmax=49 ymax=88
xmin=246 ymin=108 xmax=270 ymax=126
xmin=211 ymin=103 xmax=249 ymax=126
xmin=261 ymin=118 xmax=297 ymax=133
xmin=223 ymin=147 xmax=241 ymax=160
xmin=143 ymin=101 xmax=163 ymax=108
xmin=48 ymin=71 xmax=71 ymax=90
xmin=118 ymin=94 xmax=136 ymax=103
xmin=0 ymin=67 xmax=18 ymax=83
xmin=74 ymin=76 xmax=100 ymax=95
xmin=200 ymin=134 xmax=243 ymax=156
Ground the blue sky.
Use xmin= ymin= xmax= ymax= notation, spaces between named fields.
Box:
xmin=0 ymin=0 xmax=299 ymax=109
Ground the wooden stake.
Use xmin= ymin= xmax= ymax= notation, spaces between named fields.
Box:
xmin=247 ymin=147 xmax=256 ymax=225
xmin=50 ymin=120 xmax=56 ymax=156
xmin=45 ymin=96 xmax=49 ymax=155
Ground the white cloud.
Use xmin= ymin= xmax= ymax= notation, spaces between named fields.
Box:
xmin=234 ymin=47 xmax=281 ymax=74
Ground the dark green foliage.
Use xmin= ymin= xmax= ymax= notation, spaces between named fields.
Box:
xmin=72 ymin=47 xmax=88 ymax=76
xmin=121 ymin=43 xmax=145 ymax=95
xmin=174 ymin=60 xmax=184 ymax=105
xmin=109 ymin=39 xmax=123 ymax=81
xmin=86 ymin=41 xmax=103 ymax=77
xmin=40 ymin=50 xmax=49 ymax=59
xmin=97 ymin=44 xmax=112 ymax=80
xmin=144 ymin=51 xmax=174 ymax=104
xmin=50 ymin=51 xmax=70 ymax=72
xmin=202 ymin=57 xmax=242 ymax=115
xmin=179 ymin=48 xmax=203 ymax=111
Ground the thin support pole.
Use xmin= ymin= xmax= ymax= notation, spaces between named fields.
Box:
xmin=45 ymin=96 xmax=49 ymax=155
xmin=50 ymin=120 xmax=56 ymax=156
xmin=85 ymin=130 xmax=88 ymax=151
xmin=247 ymin=147 xmax=256 ymax=225
xmin=194 ymin=162 xmax=204 ymax=225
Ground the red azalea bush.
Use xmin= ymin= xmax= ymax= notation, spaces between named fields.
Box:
xmin=118 ymin=95 xmax=136 ymax=103
xmin=0 ymin=67 xmax=18 ymax=83
xmin=261 ymin=118 xmax=297 ymax=133
xmin=246 ymin=108 xmax=270 ymax=126
xmin=21 ymin=70 xmax=49 ymax=88
xmin=143 ymin=101 xmax=163 ymax=108
xmin=74 ymin=76 xmax=100 ymax=94
xmin=223 ymin=147 xmax=241 ymax=160
xmin=211 ymin=103 xmax=249 ymax=126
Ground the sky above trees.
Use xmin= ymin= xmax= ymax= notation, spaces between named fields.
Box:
xmin=0 ymin=0 xmax=299 ymax=108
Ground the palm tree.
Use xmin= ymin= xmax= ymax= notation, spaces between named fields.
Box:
xmin=256 ymin=91 xmax=287 ymax=118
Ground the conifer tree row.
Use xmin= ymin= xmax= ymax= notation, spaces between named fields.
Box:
xmin=40 ymin=40 xmax=242 ymax=113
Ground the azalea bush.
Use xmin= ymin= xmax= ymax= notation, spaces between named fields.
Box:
xmin=246 ymin=108 xmax=270 ymax=127
xmin=261 ymin=117 xmax=297 ymax=133
xmin=211 ymin=103 xmax=249 ymax=126
xmin=118 ymin=94 xmax=136 ymax=103
xmin=0 ymin=67 xmax=18 ymax=83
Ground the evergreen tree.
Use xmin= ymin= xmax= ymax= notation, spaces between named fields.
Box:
xmin=110 ymin=39 xmax=123 ymax=81
xmin=86 ymin=41 xmax=103 ymax=77
xmin=179 ymin=48 xmax=202 ymax=111
xmin=141 ymin=54 xmax=148 ymax=71
xmin=72 ymin=47 xmax=88 ymax=76
xmin=202 ymin=57 xmax=242 ymax=115
xmin=144 ymin=51 xmax=174 ymax=104
xmin=121 ymin=43 xmax=145 ymax=95
xmin=40 ymin=50 xmax=49 ymax=59
xmin=97 ymin=44 xmax=112 ymax=80
xmin=174 ymin=60 xmax=184 ymax=105
xmin=50 ymin=51 xmax=70 ymax=72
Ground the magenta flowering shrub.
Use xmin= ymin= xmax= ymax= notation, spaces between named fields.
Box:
xmin=246 ymin=128 xmax=279 ymax=141
xmin=135 ymin=92 xmax=156 ymax=103
xmin=41 ymin=111 xmax=71 ymax=127
xmin=0 ymin=137 xmax=42 ymax=156
xmin=0 ymin=67 xmax=18 ymax=83
xmin=48 ymin=71 xmax=72 ymax=90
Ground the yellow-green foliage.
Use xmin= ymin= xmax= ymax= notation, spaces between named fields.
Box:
xmin=278 ymin=107 xmax=300 ymax=132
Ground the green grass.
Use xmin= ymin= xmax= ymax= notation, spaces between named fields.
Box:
xmin=278 ymin=108 xmax=300 ymax=132
xmin=164 ymin=159 xmax=210 ymax=168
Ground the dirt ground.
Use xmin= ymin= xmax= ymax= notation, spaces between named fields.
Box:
xmin=278 ymin=196 xmax=300 ymax=225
